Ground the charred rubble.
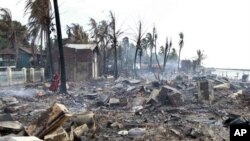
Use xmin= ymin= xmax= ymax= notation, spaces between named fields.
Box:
xmin=0 ymin=73 xmax=250 ymax=141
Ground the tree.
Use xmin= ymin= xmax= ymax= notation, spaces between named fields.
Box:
xmin=178 ymin=32 xmax=184 ymax=72
xmin=196 ymin=49 xmax=206 ymax=67
xmin=169 ymin=48 xmax=178 ymax=61
xmin=0 ymin=8 xmax=27 ymax=64
xmin=53 ymin=0 xmax=67 ymax=93
xmin=159 ymin=46 xmax=164 ymax=55
xmin=133 ymin=21 xmax=143 ymax=76
xmin=122 ymin=37 xmax=133 ymax=72
xmin=25 ymin=0 xmax=54 ymax=74
xmin=108 ymin=11 xmax=122 ymax=79
xmin=89 ymin=19 xmax=109 ymax=74
xmin=0 ymin=8 xmax=16 ymax=60
xmin=153 ymin=27 xmax=162 ymax=72
xmin=66 ymin=23 xmax=88 ymax=43
xmin=144 ymin=33 xmax=154 ymax=68
xmin=163 ymin=37 xmax=173 ymax=72
xmin=88 ymin=18 xmax=98 ymax=43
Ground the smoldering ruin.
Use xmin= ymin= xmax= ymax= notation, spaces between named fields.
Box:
xmin=0 ymin=67 xmax=250 ymax=141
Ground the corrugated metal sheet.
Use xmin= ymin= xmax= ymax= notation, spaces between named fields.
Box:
xmin=65 ymin=44 xmax=97 ymax=50
xmin=0 ymin=48 xmax=16 ymax=55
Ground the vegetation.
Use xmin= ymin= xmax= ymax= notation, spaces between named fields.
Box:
xmin=0 ymin=8 xmax=28 ymax=64
xmin=88 ymin=19 xmax=109 ymax=74
xmin=66 ymin=23 xmax=88 ymax=44
xmin=163 ymin=38 xmax=172 ymax=72
xmin=133 ymin=21 xmax=143 ymax=76
xmin=25 ymin=0 xmax=54 ymax=74
xmin=196 ymin=49 xmax=206 ymax=67
xmin=0 ymin=1 xmax=208 ymax=84
xmin=144 ymin=33 xmax=154 ymax=68
xmin=108 ymin=11 xmax=123 ymax=79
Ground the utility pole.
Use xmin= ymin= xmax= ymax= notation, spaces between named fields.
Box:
xmin=53 ymin=0 xmax=67 ymax=93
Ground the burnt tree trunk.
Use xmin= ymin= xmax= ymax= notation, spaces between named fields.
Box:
xmin=134 ymin=48 xmax=139 ymax=76
xmin=114 ymin=40 xmax=118 ymax=79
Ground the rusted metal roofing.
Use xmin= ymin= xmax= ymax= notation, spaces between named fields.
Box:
xmin=0 ymin=48 xmax=16 ymax=55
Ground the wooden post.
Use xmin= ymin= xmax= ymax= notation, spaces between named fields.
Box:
xmin=94 ymin=53 xmax=98 ymax=79
xmin=41 ymin=68 xmax=45 ymax=82
xmin=197 ymin=79 xmax=214 ymax=105
xmin=30 ymin=68 xmax=35 ymax=82
xmin=22 ymin=67 xmax=27 ymax=83
xmin=7 ymin=67 xmax=12 ymax=86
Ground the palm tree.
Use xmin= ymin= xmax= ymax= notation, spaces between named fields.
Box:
xmin=98 ymin=20 xmax=109 ymax=74
xmin=25 ymin=0 xmax=54 ymax=74
xmin=196 ymin=49 xmax=206 ymax=67
xmin=163 ymin=38 xmax=172 ymax=71
xmin=122 ymin=37 xmax=131 ymax=71
xmin=0 ymin=8 xmax=16 ymax=59
xmin=108 ymin=11 xmax=122 ymax=79
xmin=133 ymin=21 xmax=143 ymax=76
xmin=159 ymin=46 xmax=164 ymax=55
xmin=89 ymin=19 xmax=109 ymax=74
xmin=162 ymin=38 xmax=168 ymax=71
xmin=66 ymin=23 xmax=88 ymax=43
xmin=53 ymin=0 xmax=67 ymax=93
xmin=144 ymin=33 xmax=154 ymax=68
xmin=169 ymin=48 xmax=178 ymax=61
xmin=88 ymin=18 xmax=98 ymax=43
xmin=153 ymin=27 xmax=162 ymax=72
xmin=178 ymin=32 xmax=184 ymax=72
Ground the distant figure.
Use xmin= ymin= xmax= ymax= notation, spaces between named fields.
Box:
xmin=49 ymin=73 xmax=60 ymax=92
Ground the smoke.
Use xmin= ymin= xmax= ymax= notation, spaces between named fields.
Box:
xmin=0 ymin=86 xmax=38 ymax=98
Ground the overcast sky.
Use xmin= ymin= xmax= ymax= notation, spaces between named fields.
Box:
xmin=1 ymin=0 xmax=250 ymax=69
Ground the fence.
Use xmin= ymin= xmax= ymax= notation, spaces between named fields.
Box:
xmin=0 ymin=67 xmax=45 ymax=86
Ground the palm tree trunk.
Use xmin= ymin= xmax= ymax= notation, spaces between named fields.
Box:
xmin=139 ymin=49 xmax=142 ymax=69
xmin=139 ymin=55 xmax=141 ymax=70
xmin=134 ymin=48 xmax=138 ymax=76
xmin=114 ymin=41 xmax=118 ymax=79
xmin=154 ymin=41 xmax=162 ymax=72
xmin=39 ymin=30 xmax=44 ymax=67
xmin=163 ymin=47 xmax=167 ymax=72
xmin=47 ymin=24 xmax=54 ymax=76
xmin=103 ymin=47 xmax=106 ymax=74
xmin=140 ymin=55 xmax=141 ymax=70
xmin=53 ymin=0 xmax=67 ymax=93
xmin=178 ymin=49 xmax=181 ymax=72
xmin=149 ymin=47 xmax=152 ymax=68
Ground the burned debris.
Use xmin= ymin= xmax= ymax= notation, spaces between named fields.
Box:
xmin=0 ymin=74 xmax=249 ymax=141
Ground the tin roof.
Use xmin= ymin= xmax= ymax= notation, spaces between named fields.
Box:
xmin=19 ymin=47 xmax=42 ymax=55
xmin=65 ymin=44 xmax=97 ymax=51
xmin=0 ymin=48 xmax=16 ymax=55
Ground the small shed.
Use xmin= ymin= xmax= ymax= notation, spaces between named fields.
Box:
xmin=17 ymin=47 xmax=43 ymax=68
xmin=55 ymin=44 xmax=99 ymax=81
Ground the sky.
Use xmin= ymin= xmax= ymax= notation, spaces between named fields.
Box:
xmin=1 ymin=0 xmax=250 ymax=69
